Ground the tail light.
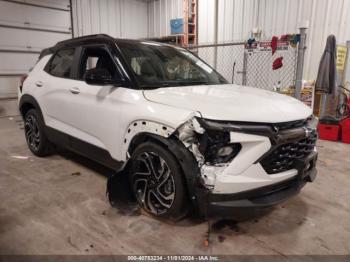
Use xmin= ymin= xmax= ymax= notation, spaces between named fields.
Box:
xmin=19 ymin=74 xmax=28 ymax=93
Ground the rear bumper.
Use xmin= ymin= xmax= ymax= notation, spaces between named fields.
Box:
xmin=196 ymin=152 xmax=317 ymax=217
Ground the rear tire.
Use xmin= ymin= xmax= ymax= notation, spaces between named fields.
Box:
xmin=129 ymin=141 xmax=188 ymax=220
xmin=24 ymin=109 xmax=53 ymax=157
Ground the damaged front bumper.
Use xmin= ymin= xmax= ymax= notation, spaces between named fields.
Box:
xmin=196 ymin=151 xmax=317 ymax=217
xmin=175 ymin=116 xmax=318 ymax=217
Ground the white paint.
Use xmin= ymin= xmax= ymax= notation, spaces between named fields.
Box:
xmin=21 ymin=34 xmax=314 ymax=195
xmin=22 ymin=53 xmax=195 ymax=161
xmin=143 ymin=84 xmax=312 ymax=123
xmin=214 ymin=163 xmax=298 ymax=194
xmin=180 ymin=118 xmax=299 ymax=194
xmin=223 ymin=132 xmax=271 ymax=175
xmin=123 ymin=120 xmax=175 ymax=159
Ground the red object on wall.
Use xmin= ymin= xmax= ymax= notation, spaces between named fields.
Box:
xmin=273 ymin=57 xmax=283 ymax=70
xmin=318 ymin=124 xmax=340 ymax=141
xmin=340 ymin=118 xmax=350 ymax=143
xmin=271 ymin=36 xmax=278 ymax=55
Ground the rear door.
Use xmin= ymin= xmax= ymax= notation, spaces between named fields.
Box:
xmin=40 ymin=47 xmax=86 ymax=137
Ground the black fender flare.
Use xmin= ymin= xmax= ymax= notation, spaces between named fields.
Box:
xmin=107 ymin=132 xmax=206 ymax=215
xmin=19 ymin=94 xmax=44 ymax=121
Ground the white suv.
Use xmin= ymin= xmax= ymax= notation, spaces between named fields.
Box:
xmin=19 ymin=34 xmax=318 ymax=220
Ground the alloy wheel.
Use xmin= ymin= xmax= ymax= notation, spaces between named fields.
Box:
xmin=25 ymin=114 xmax=40 ymax=152
xmin=132 ymin=152 xmax=175 ymax=215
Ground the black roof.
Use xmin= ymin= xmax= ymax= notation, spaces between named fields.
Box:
xmin=55 ymin=34 xmax=114 ymax=47
xmin=39 ymin=34 xmax=152 ymax=59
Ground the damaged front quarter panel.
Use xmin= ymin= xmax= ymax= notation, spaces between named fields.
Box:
xmin=177 ymin=117 xmax=205 ymax=165
xmin=176 ymin=116 xmax=233 ymax=190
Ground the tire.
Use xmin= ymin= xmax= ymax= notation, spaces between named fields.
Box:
xmin=24 ymin=109 xmax=53 ymax=157
xmin=129 ymin=141 xmax=188 ymax=220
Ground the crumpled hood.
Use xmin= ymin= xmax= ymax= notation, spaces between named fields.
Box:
xmin=143 ymin=84 xmax=312 ymax=123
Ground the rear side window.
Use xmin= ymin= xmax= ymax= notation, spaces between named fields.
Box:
xmin=46 ymin=48 xmax=75 ymax=78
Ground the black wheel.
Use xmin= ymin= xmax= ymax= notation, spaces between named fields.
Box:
xmin=129 ymin=142 xmax=188 ymax=220
xmin=24 ymin=109 xmax=53 ymax=157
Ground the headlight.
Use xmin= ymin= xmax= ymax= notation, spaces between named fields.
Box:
xmin=204 ymin=142 xmax=241 ymax=165
xmin=195 ymin=119 xmax=242 ymax=165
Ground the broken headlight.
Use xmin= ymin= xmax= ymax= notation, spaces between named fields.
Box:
xmin=197 ymin=119 xmax=241 ymax=165
xmin=203 ymin=141 xmax=241 ymax=165
xmin=176 ymin=117 xmax=241 ymax=165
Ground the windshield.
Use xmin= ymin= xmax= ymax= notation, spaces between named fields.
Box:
xmin=117 ymin=41 xmax=228 ymax=88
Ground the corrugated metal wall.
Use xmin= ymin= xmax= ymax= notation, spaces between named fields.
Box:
xmin=71 ymin=0 xmax=149 ymax=38
xmin=198 ymin=0 xmax=258 ymax=43
xmin=198 ymin=0 xmax=350 ymax=80
xmin=147 ymin=0 xmax=183 ymax=37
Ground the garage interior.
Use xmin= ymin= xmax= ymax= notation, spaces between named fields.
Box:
xmin=1 ymin=0 xmax=350 ymax=257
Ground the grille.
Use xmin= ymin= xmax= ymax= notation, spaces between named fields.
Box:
xmin=260 ymin=131 xmax=317 ymax=174
xmin=273 ymin=119 xmax=309 ymax=131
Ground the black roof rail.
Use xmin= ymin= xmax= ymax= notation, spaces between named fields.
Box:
xmin=38 ymin=34 xmax=115 ymax=59
xmin=55 ymin=34 xmax=114 ymax=47
xmin=38 ymin=34 xmax=170 ymax=59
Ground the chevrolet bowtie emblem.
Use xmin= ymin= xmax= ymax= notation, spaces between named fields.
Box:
xmin=303 ymin=127 xmax=311 ymax=138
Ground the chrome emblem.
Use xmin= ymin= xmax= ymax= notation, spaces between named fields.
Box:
xmin=303 ymin=127 xmax=311 ymax=138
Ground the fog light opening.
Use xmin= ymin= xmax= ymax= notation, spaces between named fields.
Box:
xmin=205 ymin=143 xmax=241 ymax=165
xmin=217 ymin=146 xmax=234 ymax=157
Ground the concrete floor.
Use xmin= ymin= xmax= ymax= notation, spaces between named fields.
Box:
xmin=1 ymin=103 xmax=350 ymax=255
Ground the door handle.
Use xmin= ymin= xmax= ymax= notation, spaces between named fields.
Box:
xmin=35 ymin=81 xmax=43 ymax=87
xmin=69 ymin=87 xmax=80 ymax=94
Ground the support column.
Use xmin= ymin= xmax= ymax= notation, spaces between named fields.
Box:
xmin=295 ymin=27 xmax=307 ymax=100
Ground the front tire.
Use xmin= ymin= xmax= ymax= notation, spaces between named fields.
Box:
xmin=24 ymin=109 xmax=53 ymax=157
xmin=129 ymin=141 xmax=188 ymax=220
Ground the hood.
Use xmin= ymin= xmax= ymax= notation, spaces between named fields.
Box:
xmin=143 ymin=84 xmax=312 ymax=123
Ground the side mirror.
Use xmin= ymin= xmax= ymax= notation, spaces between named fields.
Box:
xmin=84 ymin=68 xmax=114 ymax=85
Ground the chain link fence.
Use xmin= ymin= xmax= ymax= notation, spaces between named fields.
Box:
xmin=244 ymin=41 xmax=298 ymax=91
xmin=188 ymin=43 xmax=245 ymax=85
xmin=187 ymin=39 xmax=300 ymax=92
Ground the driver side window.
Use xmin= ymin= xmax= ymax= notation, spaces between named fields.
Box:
xmin=79 ymin=46 xmax=119 ymax=80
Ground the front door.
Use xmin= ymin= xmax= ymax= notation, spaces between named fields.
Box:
xmin=63 ymin=45 xmax=127 ymax=157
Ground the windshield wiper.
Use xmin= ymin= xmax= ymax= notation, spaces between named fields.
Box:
xmin=140 ymin=82 xmax=170 ymax=89
xmin=176 ymin=81 xmax=209 ymax=86
xmin=140 ymin=81 xmax=210 ymax=89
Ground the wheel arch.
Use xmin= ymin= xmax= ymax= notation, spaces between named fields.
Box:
xmin=122 ymin=120 xmax=175 ymax=158
xmin=126 ymin=131 xmax=202 ymax=213
xmin=19 ymin=94 xmax=44 ymax=121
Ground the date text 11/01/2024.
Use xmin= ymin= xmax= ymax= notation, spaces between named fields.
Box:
xmin=127 ymin=256 xmax=220 ymax=261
